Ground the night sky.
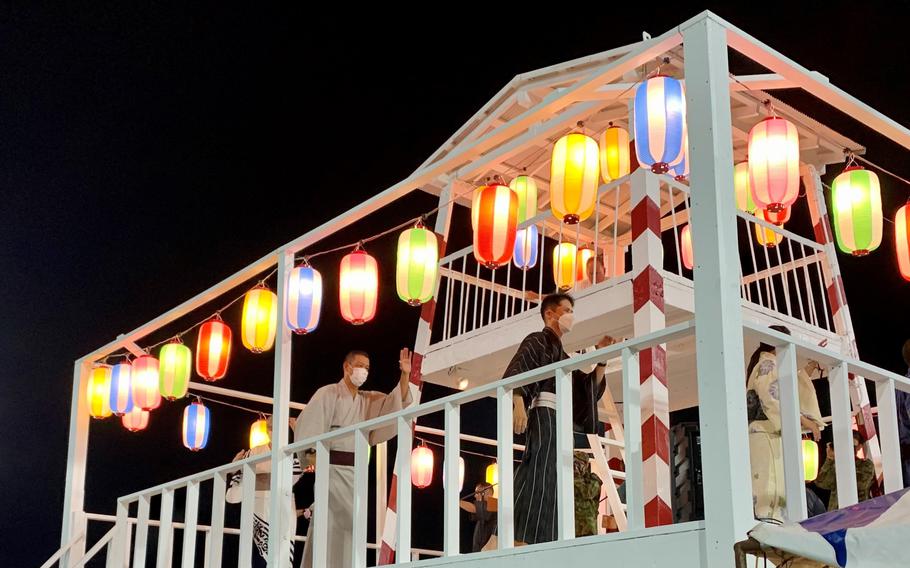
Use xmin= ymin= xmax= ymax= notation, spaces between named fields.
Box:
xmin=2 ymin=3 xmax=910 ymax=566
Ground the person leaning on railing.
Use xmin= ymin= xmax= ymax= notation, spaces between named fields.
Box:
xmin=745 ymin=325 xmax=826 ymax=523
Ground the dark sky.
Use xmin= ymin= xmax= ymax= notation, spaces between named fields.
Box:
xmin=2 ymin=3 xmax=910 ymax=566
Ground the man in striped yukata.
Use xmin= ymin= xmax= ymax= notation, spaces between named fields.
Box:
xmin=490 ymin=293 xmax=614 ymax=546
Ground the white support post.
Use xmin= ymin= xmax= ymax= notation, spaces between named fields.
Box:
xmin=156 ymin=488 xmax=175 ymax=568
xmin=375 ymin=442 xmax=388 ymax=544
xmin=352 ymin=429 xmax=370 ymax=568
xmin=443 ymin=402 xmax=461 ymax=556
xmin=181 ymin=481 xmax=200 ymax=567
xmin=312 ymin=441 xmax=330 ymax=568
xmin=268 ymin=250 xmax=295 ymax=568
xmin=829 ymin=363 xmax=858 ymax=506
xmin=682 ymin=15 xmax=755 ymax=566
xmin=238 ymin=463 xmax=256 ymax=568
xmin=876 ymin=379 xmax=903 ymax=493
xmin=554 ymin=368 xmax=575 ymax=540
xmin=621 ymin=347 xmax=644 ymax=530
xmin=61 ymin=359 xmax=91 ymax=568
xmin=777 ymin=344 xmax=808 ymax=521
xmin=208 ymin=473 xmax=226 ymax=568
xmin=496 ymin=385 xmax=515 ymax=549
xmin=396 ymin=416 xmax=413 ymax=563
xmin=106 ymin=499 xmax=129 ymax=568
xmin=133 ymin=494 xmax=150 ymax=568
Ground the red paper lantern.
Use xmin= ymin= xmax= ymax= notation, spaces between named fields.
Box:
xmin=339 ymin=247 xmax=379 ymax=325
xmin=680 ymin=224 xmax=694 ymax=270
xmin=131 ymin=355 xmax=161 ymax=410
xmin=411 ymin=444 xmax=434 ymax=489
xmin=196 ymin=317 xmax=232 ymax=381
xmin=748 ymin=117 xmax=800 ymax=213
xmin=122 ymin=407 xmax=150 ymax=432
xmin=895 ymin=202 xmax=910 ymax=281
xmin=761 ymin=207 xmax=791 ymax=225
xmin=472 ymin=182 xmax=518 ymax=268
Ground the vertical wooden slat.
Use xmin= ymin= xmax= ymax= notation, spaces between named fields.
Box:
xmin=496 ymin=385 xmax=515 ymax=548
xmin=181 ymin=480 xmax=200 ymax=567
xmin=237 ymin=463 xmax=256 ymax=568
xmin=133 ymin=495 xmax=150 ymax=568
xmin=156 ymin=488 xmax=175 ymax=568
xmin=554 ymin=368 xmax=575 ymax=540
xmin=396 ymin=417 xmax=413 ymax=563
xmin=312 ymin=442 xmax=330 ymax=568
xmin=829 ymin=363 xmax=858 ymax=507
xmin=207 ymin=473 xmax=226 ymax=568
xmin=352 ymin=429 xmax=370 ymax=567
xmin=876 ymin=377 xmax=903 ymax=493
xmin=777 ymin=343 xmax=808 ymax=521
xmin=443 ymin=402 xmax=461 ymax=556
xmin=621 ymin=347 xmax=644 ymax=530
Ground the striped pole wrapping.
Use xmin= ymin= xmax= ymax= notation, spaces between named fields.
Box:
xmin=630 ymin=170 xmax=673 ymax=527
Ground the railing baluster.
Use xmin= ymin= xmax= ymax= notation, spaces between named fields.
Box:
xmin=443 ymin=402 xmax=461 ymax=556
xmin=875 ymin=377 xmax=904 ymax=493
xmin=746 ymin=219 xmax=765 ymax=308
xmin=459 ymin=256 xmax=468 ymax=337
xmin=774 ymin=238 xmax=793 ymax=318
xmin=352 ymin=429 xmax=369 ymax=567
xmin=181 ymin=480 xmax=200 ymax=567
xmin=555 ymin=368 xmax=575 ymax=540
xmin=829 ymin=363 xmax=859 ymax=507
xmin=133 ymin=495 xmax=150 ymax=568
xmin=156 ymin=488 xmax=175 ymax=568
xmin=799 ymin=243 xmax=819 ymax=327
xmin=777 ymin=343 xmax=807 ymax=521
xmin=313 ymin=442 xmax=330 ymax=568
xmin=611 ymin=186 xmax=621 ymax=280
xmin=813 ymin=253 xmax=833 ymax=331
xmin=107 ymin=499 xmax=129 ymax=568
xmin=786 ymin=238 xmax=806 ymax=324
xmin=396 ymin=417 xmax=413 ymax=563
xmin=473 ymin=264 xmax=481 ymax=332
xmin=669 ymin=186 xmax=683 ymax=276
xmin=496 ymin=386 xmax=515 ymax=549
xmin=621 ymin=347 xmax=644 ymax=530
xmin=238 ymin=463 xmax=256 ymax=568
xmin=760 ymin=232 xmax=778 ymax=312
xmin=444 ymin=263 xmax=453 ymax=341
xmin=208 ymin=473 xmax=226 ymax=568
xmin=538 ymin=224 xmax=545 ymax=298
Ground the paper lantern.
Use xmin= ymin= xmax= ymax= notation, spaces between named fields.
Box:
xmin=131 ymin=355 xmax=161 ymax=410
xmin=396 ymin=223 xmax=438 ymax=306
xmin=486 ymin=462 xmax=499 ymax=498
xmin=472 ymin=182 xmax=519 ymax=268
xmin=241 ymin=286 xmax=278 ymax=353
xmin=250 ymin=418 xmax=270 ymax=449
xmin=761 ymin=207 xmax=791 ymax=225
xmin=748 ymin=117 xmax=800 ymax=212
xmin=339 ymin=248 xmax=379 ymax=324
xmin=680 ymin=224 xmax=694 ymax=270
xmin=576 ymin=247 xmax=596 ymax=282
xmin=513 ymin=226 xmax=539 ymax=270
xmin=87 ymin=365 xmax=112 ymax=419
xmin=442 ymin=456 xmax=466 ymax=492
xmin=196 ymin=318 xmax=232 ymax=381
xmin=509 ymin=175 xmax=538 ymax=223
xmin=550 ymin=133 xmax=599 ymax=224
xmin=552 ymin=242 xmax=577 ymax=290
xmin=411 ymin=444 xmax=434 ymax=489
xmin=122 ymin=407 xmax=150 ymax=432
xmin=803 ymin=439 xmax=819 ymax=482
xmin=599 ymin=125 xmax=631 ymax=182
xmin=734 ymin=161 xmax=756 ymax=214
xmin=109 ymin=361 xmax=133 ymax=416
xmin=182 ymin=401 xmax=210 ymax=451
xmin=895 ymin=203 xmax=910 ymax=281
xmin=831 ymin=166 xmax=883 ymax=256
xmin=633 ymin=76 xmax=686 ymax=174
xmin=670 ymin=130 xmax=689 ymax=181
xmin=287 ymin=263 xmax=322 ymax=334
xmin=753 ymin=222 xmax=783 ymax=248
xmin=159 ymin=341 xmax=191 ymax=401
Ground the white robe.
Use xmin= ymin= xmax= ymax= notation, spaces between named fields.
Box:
xmin=296 ymin=379 xmax=411 ymax=568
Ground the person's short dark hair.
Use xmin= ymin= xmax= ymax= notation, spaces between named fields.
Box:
xmin=852 ymin=429 xmax=865 ymax=445
xmin=769 ymin=324 xmax=791 ymax=336
xmin=902 ymin=339 xmax=910 ymax=368
xmin=540 ymin=293 xmax=574 ymax=321
xmin=344 ymin=350 xmax=369 ymax=365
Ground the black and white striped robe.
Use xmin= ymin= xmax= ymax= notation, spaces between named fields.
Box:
xmin=505 ymin=326 xmax=605 ymax=544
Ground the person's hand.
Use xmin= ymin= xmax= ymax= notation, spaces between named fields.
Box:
xmin=513 ymin=394 xmax=528 ymax=434
xmin=826 ymin=442 xmax=835 ymax=460
xmin=232 ymin=450 xmax=247 ymax=462
xmin=304 ymin=451 xmax=316 ymax=472
xmin=288 ymin=417 xmax=297 ymax=431
xmin=801 ymin=416 xmax=821 ymax=441
xmin=399 ymin=347 xmax=412 ymax=376
xmin=596 ymin=336 xmax=617 ymax=349
xmin=804 ymin=359 xmax=821 ymax=377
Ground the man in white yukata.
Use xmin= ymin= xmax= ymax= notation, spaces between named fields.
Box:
xmin=296 ymin=348 xmax=413 ymax=568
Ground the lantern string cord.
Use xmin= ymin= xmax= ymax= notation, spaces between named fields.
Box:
xmin=193 ymin=393 xmax=270 ymax=415
xmin=414 ymin=435 xmax=521 ymax=463
xmin=851 ymin=153 xmax=910 ymax=191
xmin=820 ymin=181 xmax=896 ymax=225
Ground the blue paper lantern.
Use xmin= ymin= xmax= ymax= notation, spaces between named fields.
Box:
xmin=286 ymin=263 xmax=322 ymax=334
xmin=182 ymin=401 xmax=211 ymax=451
xmin=633 ymin=76 xmax=686 ymax=174
xmin=109 ymin=361 xmax=134 ymax=416
xmin=513 ymin=226 xmax=540 ymax=270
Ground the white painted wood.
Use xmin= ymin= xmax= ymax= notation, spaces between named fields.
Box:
xmin=829 ymin=363 xmax=858 ymax=507
xmin=682 ymin=15 xmax=755 ymax=568
xmin=181 ymin=481 xmax=200 ymax=567
xmin=396 ymin=416 xmax=413 ymax=563
xmin=188 ymin=381 xmax=307 ymax=411
xmin=133 ymin=495 xmax=150 ymax=568
xmin=156 ymin=488 xmax=174 ymax=568
xmin=61 ymin=360 xmax=90 ymax=568
xmin=39 ymin=534 xmax=84 ymax=568
xmin=202 ymin=532 xmax=211 ymax=568
xmin=443 ymin=402 xmax=461 ymax=556
xmin=352 ymin=429 xmax=370 ymax=568
xmin=621 ymin=347 xmax=644 ymax=531
xmin=554 ymin=368 xmax=575 ymax=540
xmin=496 ymin=385 xmax=515 ymax=548
xmin=207 ymin=473 xmax=225 ymax=568
xmin=587 ymin=433 xmax=628 ymax=532
xmin=237 ymin=464 xmax=256 ymax=568
xmin=875 ymin=378 xmax=904 ymax=493
xmin=72 ymin=527 xmax=115 ymax=568
xmin=375 ymin=441 xmax=388 ymax=544
xmin=106 ymin=499 xmax=129 ymax=568
xmin=312 ymin=441 xmax=330 ymax=568
xmin=776 ymin=344 xmax=808 ymax=521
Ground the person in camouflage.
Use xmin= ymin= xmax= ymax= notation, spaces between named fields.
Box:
xmin=813 ymin=430 xmax=876 ymax=511
xmin=573 ymin=451 xmax=602 ymax=537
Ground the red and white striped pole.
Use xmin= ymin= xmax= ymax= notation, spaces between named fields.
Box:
xmin=630 ymin=169 xmax=673 ymax=527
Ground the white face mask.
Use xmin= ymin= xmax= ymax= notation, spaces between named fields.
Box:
xmin=350 ymin=367 xmax=368 ymax=387
xmin=558 ymin=312 xmax=575 ymax=333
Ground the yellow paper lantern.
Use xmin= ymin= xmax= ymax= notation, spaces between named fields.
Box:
xmin=552 ymin=242 xmax=577 ymax=290
xmin=599 ymin=124 xmax=631 ymax=183
xmin=411 ymin=444 xmax=434 ymax=489
xmin=576 ymin=247 xmax=596 ymax=282
xmin=550 ymin=133 xmax=599 ymax=224
xmin=485 ymin=462 xmax=499 ymax=498
xmin=87 ymin=365 xmax=112 ymax=419
xmin=250 ymin=418 xmax=270 ymax=449
xmin=509 ymin=175 xmax=538 ymax=224
xmin=753 ymin=222 xmax=783 ymax=248
xmin=734 ymin=161 xmax=756 ymax=214
xmin=241 ymin=286 xmax=278 ymax=353
xmin=803 ymin=439 xmax=819 ymax=481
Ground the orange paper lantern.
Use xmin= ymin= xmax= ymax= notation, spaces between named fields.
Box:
xmin=472 ymin=182 xmax=519 ymax=268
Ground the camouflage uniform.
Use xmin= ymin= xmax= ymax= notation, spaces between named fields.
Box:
xmin=813 ymin=455 xmax=876 ymax=511
xmin=573 ymin=451 xmax=602 ymax=537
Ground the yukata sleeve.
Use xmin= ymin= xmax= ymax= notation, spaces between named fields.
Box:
xmin=504 ymin=333 xmax=546 ymax=406
xmin=797 ymin=369 xmax=826 ymax=429
xmin=363 ymin=385 xmax=413 ymax=445
xmin=294 ymin=387 xmax=329 ymax=463
xmin=753 ymin=359 xmax=783 ymax=432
